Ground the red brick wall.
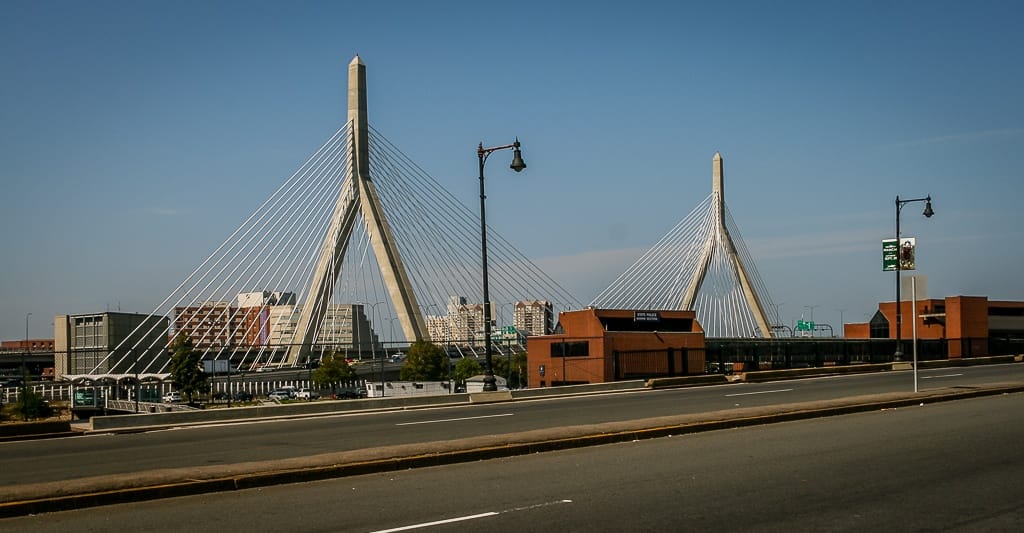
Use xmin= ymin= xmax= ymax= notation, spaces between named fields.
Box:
xmin=526 ymin=309 xmax=705 ymax=387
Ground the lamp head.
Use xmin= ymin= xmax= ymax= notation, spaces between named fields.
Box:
xmin=509 ymin=138 xmax=526 ymax=173
xmin=923 ymin=196 xmax=934 ymax=218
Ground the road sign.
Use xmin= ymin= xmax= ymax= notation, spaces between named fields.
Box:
xmin=796 ymin=320 xmax=815 ymax=331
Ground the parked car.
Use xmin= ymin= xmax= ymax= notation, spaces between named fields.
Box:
xmin=337 ymin=387 xmax=367 ymax=399
xmin=162 ymin=391 xmax=182 ymax=403
xmin=232 ymin=391 xmax=254 ymax=402
xmin=296 ymin=388 xmax=320 ymax=400
xmin=267 ymin=389 xmax=292 ymax=401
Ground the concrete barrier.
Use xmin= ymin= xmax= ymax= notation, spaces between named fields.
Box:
xmin=511 ymin=380 xmax=646 ymax=399
xmin=646 ymin=375 xmax=729 ymax=389
xmin=469 ymin=391 xmax=512 ymax=403
xmin=0 ymin=420 xmax=72 ymax=441
xmin=88 ymin=394 xmax=469 ymax=432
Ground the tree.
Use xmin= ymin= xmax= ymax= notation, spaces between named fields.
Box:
xmin=399 ymin=340 xmax=448 ymax=381
xmin=452 ymin=357 xmax=483 ymax=387
xmin=312 ymin=352 xmax=358 ymax=397
xmin=511 ymin=351 xmax=528 ymax=388
xmin=2 ymin=388 xmax=52 ymax=421
xmin=169 ymin=333 xmax=208 ymax=404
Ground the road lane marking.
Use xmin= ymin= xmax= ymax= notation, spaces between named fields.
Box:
xmin=370 ymin=512 xmax=499 ymax=532
xmin=922 ymin=373 xmax=964 ymax=379
xmin=725 ymin=389 xmax=793 ymax=397
xmin=371 ymin=500 xmax=573 ymax=532
xmin=395 ymin=413 xmax=513 ymax=426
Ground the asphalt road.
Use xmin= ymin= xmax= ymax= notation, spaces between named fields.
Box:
xmin=5 ymin=391 xmax=1022 ymax=532
xmin=2 ymin=364 xmax=1022 ymax=487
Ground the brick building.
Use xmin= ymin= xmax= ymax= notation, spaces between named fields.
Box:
xmin=844 ymin=295 xmax=1024 ymax=357
xmin=526 ymin=308 xmax=705 ymax=388
xmin=0 ymin=339 xmax=54 ymax=351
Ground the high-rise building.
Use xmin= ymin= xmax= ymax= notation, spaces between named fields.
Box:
xmin=514 ymin=300 xmax=553 ymax=336
xmin=54 ymin=312 xmax=169 ymax=378
xmin=237 ymin=291 xmax=296 ymax=308
xmin=426 ymin=314 xmax=451 ymax=343
xmin=444 ymin=295 xmax=494 ymax=346
xmin=236 ymin=291 xmax=297 ymax=347
xmin=173 ymin=302 xmax=246 ymax=349
xmin=264 ymin=304 xmax=380 ymax=355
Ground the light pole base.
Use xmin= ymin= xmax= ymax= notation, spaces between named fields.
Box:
xmin=482 ymin=372 xmax=497 ymax=392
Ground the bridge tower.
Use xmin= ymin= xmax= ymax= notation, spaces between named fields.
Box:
xmin=591 ymin=151 xmax=777 ymax=337
xmin=287 ymin=56 xmax=427 ymax=365
xmin=682 ymin=152 xmax=773 ymax=337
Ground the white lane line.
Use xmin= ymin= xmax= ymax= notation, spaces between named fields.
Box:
xmin=395 ymin=413 xmax=513 ymax=426
xmin=371 ymin=500 xmax=573 ymax=532
xmin=370 ymin=512 xmax=499 ymax=532
xmin=725 ymin=388 xmax=793 ymax=397
xmin=921 ymin=373 xmax=964 ymax=379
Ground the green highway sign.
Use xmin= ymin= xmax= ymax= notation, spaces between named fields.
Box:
xmin=796 ymin=320 xmax=815 ymax=331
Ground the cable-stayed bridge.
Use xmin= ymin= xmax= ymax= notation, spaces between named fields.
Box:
xmin=591 ymin=152 xmax=778 ymax=338
xmin=83 ymin=56 xmax=776 ymax=377
xmin=87 ymin=56 xmax=580 ymax=375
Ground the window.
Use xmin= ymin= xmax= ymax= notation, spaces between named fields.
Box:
xmin=551 ymin=341 xmax=589 ymax=357
xmin=869 ymin=310 xmax=889 ymax=339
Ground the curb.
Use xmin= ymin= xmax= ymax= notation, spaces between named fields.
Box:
xmin=1 ymin=383 xmax=1022 ymax=518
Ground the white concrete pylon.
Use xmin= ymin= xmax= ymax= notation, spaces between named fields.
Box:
xmin=681 ymin=152 xmax=774 ymax=337
xmin=287 ymin=56 xmax=427 ymax=365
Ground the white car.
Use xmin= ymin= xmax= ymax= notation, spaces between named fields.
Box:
xmin=295 ymin=388 xmax=320 ymax=400
xmin=162 ymin=391 xmax=182 ymax=403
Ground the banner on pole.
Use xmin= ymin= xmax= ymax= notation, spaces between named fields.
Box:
xmin=883 ymin=237 xmax=916 ymax=271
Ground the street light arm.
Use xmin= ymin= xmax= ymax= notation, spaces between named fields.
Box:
xmin=478 ymin=142 xmax=519 ymax=158
xmin=897 ymin=195 xmax=934 ymax=218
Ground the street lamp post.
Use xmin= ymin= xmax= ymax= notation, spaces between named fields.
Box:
xmin=478 ymin=138 xmax=526 ymax=391
xmin=894 ymin=195 xmax=934 ymax=360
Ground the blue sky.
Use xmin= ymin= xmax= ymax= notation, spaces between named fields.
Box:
xmin=2 ymin=0 xmax=1022 ymax=340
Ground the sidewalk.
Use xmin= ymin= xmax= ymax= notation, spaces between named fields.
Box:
xmin=2 ymin=380 xmax=1022 ymax=518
